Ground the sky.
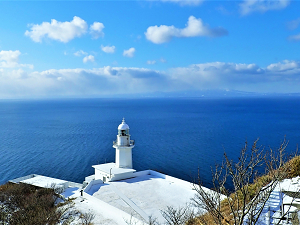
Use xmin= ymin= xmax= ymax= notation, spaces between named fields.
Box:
xmin=0 ymin=0 xmax=300 ymax=98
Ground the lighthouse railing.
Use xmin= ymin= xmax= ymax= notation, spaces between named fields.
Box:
xmin=113 ymin=140 xmax=135 ymax=146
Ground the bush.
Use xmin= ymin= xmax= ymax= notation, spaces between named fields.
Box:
xmin=0 ymin=183 xmax=66 ymax=225
xmin=287 ymin=155 xmax=300 ymax=178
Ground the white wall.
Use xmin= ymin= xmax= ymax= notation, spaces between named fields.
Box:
xmin=95 ymin=169 xmax=109 ymax=181
xmin=110 ymin=171 xmax=135 ymax=181
xmin=115 ymin=147 xmax=133 ymax=168
xmin=84 ymin=179 xmax=104 ymax=194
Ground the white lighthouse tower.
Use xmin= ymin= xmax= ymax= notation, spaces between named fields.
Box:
xmin=91 ymin=118 xmax=136 ymax=182
xmin=113 ymin=118 xmax=135 ymax=169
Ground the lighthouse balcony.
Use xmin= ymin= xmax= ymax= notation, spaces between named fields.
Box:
xmin=113 ymin=140 xmax=135 ymax=147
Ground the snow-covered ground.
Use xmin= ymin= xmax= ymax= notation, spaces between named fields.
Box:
xmin=88 ymin=173 xmax=199 ymax=223
xmin=20 ymin=175 xmax=69 ymax=189
xmin=11 ymin=172 xmax=202 ymax=224
xmin=65 ymin=190 xmax=141 ymax=225
xmin=12 ymin=173 xmax=300 ymax=224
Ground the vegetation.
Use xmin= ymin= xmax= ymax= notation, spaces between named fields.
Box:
xmin=0 ymin=182 xmax=78 ymax=225
xmin=192 ymin=139 xmax=300 ymax=225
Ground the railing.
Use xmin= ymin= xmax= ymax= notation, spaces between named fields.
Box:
xmin=113 ymin=140 xmax=135 ymax=146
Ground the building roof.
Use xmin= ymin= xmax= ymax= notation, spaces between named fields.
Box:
xmin=92 ymin=163 xmax=136 ymax=175
xmin=20 ymin=175 xmax=69 ymax=188
xmin=118 ymin=118 xmax=129 ymax=130
xmin=85 ymin=170 xmax=202 ymax=224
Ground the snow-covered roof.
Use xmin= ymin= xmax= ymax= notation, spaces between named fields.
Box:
xmin=92 ymin=163 xmax=136 ymax=175
xmin=85 ymin=170 xmax=201 ymax=224
xmin=118 ymin=118 xmax=129 ymax=130
xmin=10 ymin=171 xmax=217 ymax=225
xmin=20 ymin=175 xmax=69 ymax=189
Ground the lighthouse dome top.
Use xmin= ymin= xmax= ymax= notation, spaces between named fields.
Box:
xmin=118 ymin=118 xmax=129 ymax=130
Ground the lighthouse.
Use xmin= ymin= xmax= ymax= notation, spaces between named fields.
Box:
xmin=113 ymin=118 xmax=135 ymax=169
xmin=91 ymin=118 xmax=136 ymax=182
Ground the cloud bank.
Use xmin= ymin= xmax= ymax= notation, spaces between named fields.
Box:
xmin=1 ymin=60 xmax=300 ymax=98
xmin=145 ymin=16 xmax=228 ymax=44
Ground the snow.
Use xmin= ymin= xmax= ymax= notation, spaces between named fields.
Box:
xmin=20 ymin=175 xmax=69 ymax=189
xmin=86 ymin=183 xmax=107 ymax=195
xmin=89 ymin=173 xmax=199 ymax=223
xmin=62 ymin=187 xmax=80 ymax=199
xmin=11 ymin=172 xmax=221 ymax=224
xmin=93 ymin=163 xmax=136 ymax=174
xmin=65 ymin=190 xmax=143 ymax=225
xmin=16 ymin=172 xmax=200 ymax=224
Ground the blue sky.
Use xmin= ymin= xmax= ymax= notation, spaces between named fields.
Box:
xmin=0 ymin=0 xmax=300 ymax=98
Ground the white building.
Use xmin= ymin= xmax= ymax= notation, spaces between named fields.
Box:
xmin=90 ymin=118 xmax=136 ymax=183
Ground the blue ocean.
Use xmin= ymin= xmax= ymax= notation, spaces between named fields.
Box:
xmin=0 ymin=97 xmax=299 ymax=188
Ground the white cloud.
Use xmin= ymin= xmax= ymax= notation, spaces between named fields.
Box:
xmin=101 ymin=45 xmax=116 ymax=53
xmin=287 ymin=18 xmax=300 ymax=30
xmin=123 ymin=48 xmax=136 ymax=57
xmin=266 ymin=60 xmax=300 ymax=72
xmin=90 ymin=22 xmax=105 ymax=39
xmin=160 ymin=0 xmax=204 ymax=6
xmin=25 ymin=16 xmax=88 ymax=43
xmin=160 ymin=58 xmax=167 ymax=63
xmin=83 ymin=55 xmax=95 ymax=63
xmin=145 ymin=16 xmax=228 ymax=44
xmin=147 ymin=60 xmax=156 ymax=65
xmin=288 ymin=34 xmax=300 ymax=41
xmin=0 ymin=50 xmax=33 ymax=69
xmin=74 ymin=50 xmax=88 ymax=57
xmin=0 ymin=50 xmax=20 ymax=66
xmin=239 ymin=0 xmax=290 ymax=15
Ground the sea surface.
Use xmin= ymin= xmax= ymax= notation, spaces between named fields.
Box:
xmin=0 ymin=97 xmax=299 ymax=188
